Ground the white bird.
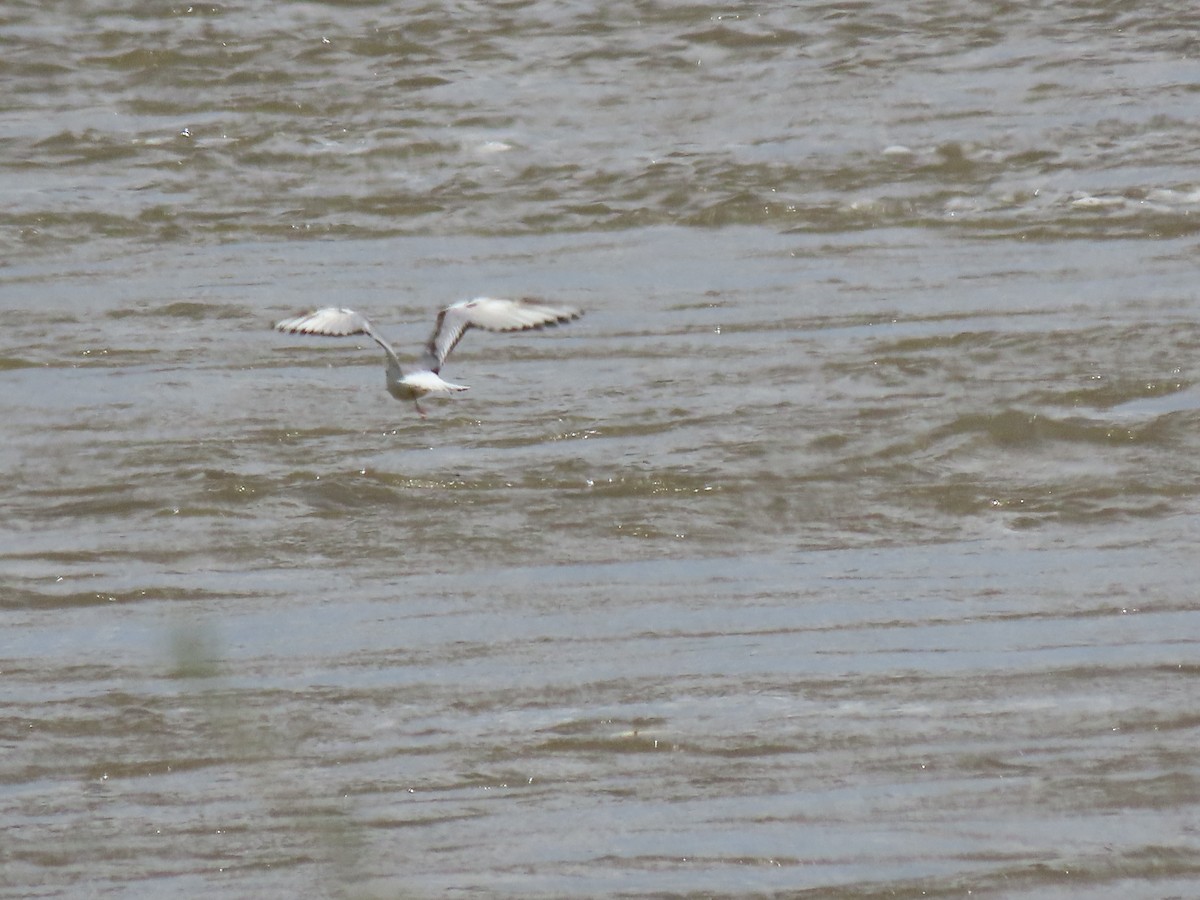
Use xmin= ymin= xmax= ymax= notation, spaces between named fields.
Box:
xmin=274 ymin=297 xmax=582 ymax=417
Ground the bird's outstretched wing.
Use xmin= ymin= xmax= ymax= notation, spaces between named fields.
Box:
xmin=274 ymin=307 xmax=400 ymax=364
xmin=422 ymin=297 xmax=582 ymax=372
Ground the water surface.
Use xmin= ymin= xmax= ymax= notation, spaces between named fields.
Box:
xmin=2 ymin=2 xmax=1199 ymax=897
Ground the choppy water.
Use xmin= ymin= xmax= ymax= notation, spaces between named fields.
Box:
xmin=3 ymin=2 xmax=1200 ymax=898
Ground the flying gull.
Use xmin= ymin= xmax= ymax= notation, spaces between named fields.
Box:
xmin=274 ymin=298 xmax=582 ymax=416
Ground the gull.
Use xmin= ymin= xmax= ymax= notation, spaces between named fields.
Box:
xmin=274 ymin=297 xmax=582 ymax=416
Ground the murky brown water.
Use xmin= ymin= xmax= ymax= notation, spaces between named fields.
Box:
xmin=3 ymin=2 xmax=1200 ymax=898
